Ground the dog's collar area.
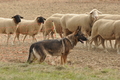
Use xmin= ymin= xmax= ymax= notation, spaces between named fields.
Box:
xmin=65 ymin=38 xmax=74 ymax=47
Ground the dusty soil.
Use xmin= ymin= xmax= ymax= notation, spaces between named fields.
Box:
xmin=0 ymin=0 xmax=120 ymax=70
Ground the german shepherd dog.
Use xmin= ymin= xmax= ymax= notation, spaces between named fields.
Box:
xmin=27 ymin=27 xmax=87 ymax=65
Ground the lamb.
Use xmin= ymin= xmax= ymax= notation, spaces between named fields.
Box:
xmin=43 ymin=17 xmax=63 ymax=40
xmin=89 ymin=19 xmax=120 ymax=54
xmin=13 ymin=16 xmax=46 ymax=44
xmin=0 ymin=15 xmax=23 ymax=45
xmin=60 ymin=9 xmax=102 ymax=37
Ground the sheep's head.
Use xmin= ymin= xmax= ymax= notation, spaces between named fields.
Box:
xmin=89 ymin=9 xmax=102 ymax=22
xmin=12 ymin=15 xmax=23 ymax=24
xmin=37 ymin=17 xmax=46 ymax=24
xmin=74 ymin=26 xmax=87 ymax=43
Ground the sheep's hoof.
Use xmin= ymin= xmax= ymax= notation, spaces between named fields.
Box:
xmin=117 ymin=51 xmax=120 ymax=54
xmin=11 ymin=43 xmax=14 ymax=46
xmin=103 ymin=49 xmax=109 ymax=53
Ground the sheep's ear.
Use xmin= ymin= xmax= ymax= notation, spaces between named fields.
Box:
xmin=97 ymin=10 xmax=102 ymax=14
xmin=43 ymin=17 xmax=46 ymax=20
xmin=20 ymin=16 xmax=24 ymax=19
xmin=11 ymin=16 xmax=14 ymax=18
xmin=85 ymin=12 xmax=89 ymax=14
xmin=36 ymin=17 xmax=39 ymax=20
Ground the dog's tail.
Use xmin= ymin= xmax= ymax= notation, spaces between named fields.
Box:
xmin=27 ymin=44 xmax=34 ymax=64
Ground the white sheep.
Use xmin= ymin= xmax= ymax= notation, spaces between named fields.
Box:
xmin=92 ymin=14 xmax=120 ymax=49
xmin=47 ymin=13 xmax=83 ymax=39
xmin=43 ymin=17 xmax=63 ymax=40
xmin=50 ymin=13 xmax=64 ymax=18
xmin=13 ymin=16 xmax=46 ymax=44
xmin=89 ymin=19 xmax=120 ymax=54
xmin=0 ymin=15 xmax=23 ymax=45
xmin=60 ymin=9 xmax=102 ymax=37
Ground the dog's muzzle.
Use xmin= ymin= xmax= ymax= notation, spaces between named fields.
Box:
xmin=79 ymin=38 xmax=87 ymax=43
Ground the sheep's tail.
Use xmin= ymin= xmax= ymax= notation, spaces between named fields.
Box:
xmin=27 ymin=44 xmax=34 ymax=63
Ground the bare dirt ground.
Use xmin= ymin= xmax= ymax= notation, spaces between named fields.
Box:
xmin=0 ymin=0 xmax=120 ymax=70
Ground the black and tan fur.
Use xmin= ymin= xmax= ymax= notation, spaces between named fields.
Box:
xmin=27 ymin=27 xmax=87 ymax=65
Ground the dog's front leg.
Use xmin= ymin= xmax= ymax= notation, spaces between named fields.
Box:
xmin=63 ymin=54 xmax=67 ymax=64
xmin=61 ymin=55 xmax=64 ymax=65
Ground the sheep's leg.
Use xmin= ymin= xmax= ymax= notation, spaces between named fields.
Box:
xmin=62 ymin=29 xmax=66 ymax=37
xmin=47 ymin=33 xmax=50 ymax=40
xmin=43 ymin=34 xmax=47 ymax=40
xmin=32 ymin=35 xmax=37 ymax=42
xmin=13 ymin=33 xmax=20 ymax=45
xmin=101 ymin=38 xmax=105 ymax=48
xmin=105 ymin=40 xmax=108 ymax=48
xmin=105 ymin=40 xmax=113 ymax=49
xmin=101 ymin=39 xmax=108 ymax=52
xmin=59 ymin=33 xmax=63 ymax=38
xmin=7 ymin=34 xmax=11 ymax=45
xmin=116 ymin=39 xmax=120 ymax=54
xmin=50 ymin=31 xmax=54 ymax=39
xmin=109 ymin=40 xmax=113 ymax=49
xmin=88 ymin=38 xmax=94 ymax=50
xmin=117 ymin=44 xmax=120 ymax=54
xmin=23 ymin=35 xmax=27 ymax=42
xmin=114 ymin=40 xmax=117 ymax=49
xmin=34 ymin=37 xmax=37 ymax=42
xmin=12 ymin=34 xmax=17 ymax=45
xmin=43 ymin=32 xmax=48 ymax=40
xmin=93 ymin=37 xmax=99 ymax=48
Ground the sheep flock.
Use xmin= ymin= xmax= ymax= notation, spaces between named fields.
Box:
xmin=1 ymin=9 xmax=120 ymax=54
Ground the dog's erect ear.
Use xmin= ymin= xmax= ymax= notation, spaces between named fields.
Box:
xmin=74 ymin=26 xmax=81 ymax=35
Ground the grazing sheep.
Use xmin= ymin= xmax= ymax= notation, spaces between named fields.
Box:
xmin=60 ymin=9 xmax=102 ymax=37
xmin=43 ymin=17 xmax=63 ymax=40
xmin=0 ymin=15 xmax=23 ymax=45
xmin=13 ymin=16 xmax=46 ymax=44
xmin=89 ymin=19 xmax=120 ymax=54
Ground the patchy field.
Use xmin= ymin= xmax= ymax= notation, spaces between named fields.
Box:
xmin=0 ymin=0 xmax=120 ymax=79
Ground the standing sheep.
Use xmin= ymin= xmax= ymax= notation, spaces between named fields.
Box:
xmin=0 ymin=15 xmax=23 ymax=45
xmin=50 ymin=13 xmax=64 ymax=18
xmin=60 ymin=9 xmax=102 ymax=37
xmin=89 ymin=19 xmax=120 ymax=54
xmin=43 ymin=17 xmax=63 ymax=40
xmin=91 ymin=14 xmax=120 ymax=49
xmin=13 ymin=16 xmax=46 ymax=44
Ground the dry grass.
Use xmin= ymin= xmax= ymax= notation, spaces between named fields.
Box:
xmin=0 ymin=0 xmax=120 ymax=19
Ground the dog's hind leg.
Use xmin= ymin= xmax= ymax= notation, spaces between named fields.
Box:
xmin=33 ymin=47 xmax=46 ymax=64
xmin=27 ymin=52 xmax=36 ymax=64
xmin=39 ymin=55 xmax=46 ymax=64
